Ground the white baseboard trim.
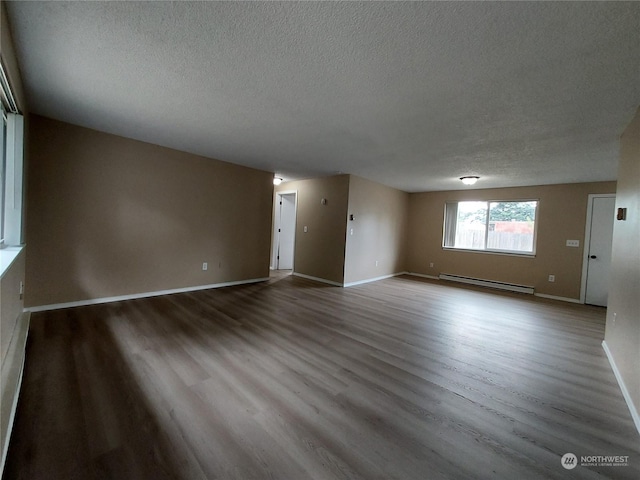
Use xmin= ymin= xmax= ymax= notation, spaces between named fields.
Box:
xmin=602 ymin=340 xmax=640 ymax=436
xmin=533 ymin=293 xmax=581 ymax=304
xmin=291 ymin=272 xmax=343 ymax=287
xmin=405 ymin=272 xmax=440 ymax=280
xmin=25 ymin=277 xmax=270 ymax=313
xmin=343 ymin=272 xmax=405 ymax=288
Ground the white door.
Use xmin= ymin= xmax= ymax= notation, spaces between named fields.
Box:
xmin=276 ymin=193 xmax=296 ymax=270
xmin=584 ymin=196 xmax=615 ymax=306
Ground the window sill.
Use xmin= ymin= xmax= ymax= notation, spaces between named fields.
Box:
xmin=0 ymin=245 xmax=25 ymax=279
xmin=442 ymin=247 xmax=536 ymax=258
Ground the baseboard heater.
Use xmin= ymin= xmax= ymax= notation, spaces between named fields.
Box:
xmin=438 ymin=273 xmax=534 ymax=295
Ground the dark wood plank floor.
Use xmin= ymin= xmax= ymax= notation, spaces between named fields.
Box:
xmin=4 ymin=274 xmax=639 ymax=479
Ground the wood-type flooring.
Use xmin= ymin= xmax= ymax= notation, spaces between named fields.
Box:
xmin=3 ymin=273 xmax=639 ymax=479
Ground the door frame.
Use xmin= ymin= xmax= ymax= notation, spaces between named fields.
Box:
xmin=580 ymin=193 xmax=616 ymax=304
xmin=271 ymin=190 xmax=298 ymax=270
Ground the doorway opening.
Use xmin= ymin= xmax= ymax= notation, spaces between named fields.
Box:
xmin=272 ymin=191 xmax=297 ymax=272
xmin=580 ymin=194 xmax=616 ymax=306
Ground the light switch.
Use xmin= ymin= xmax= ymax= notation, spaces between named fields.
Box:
xmin=304 ymin=226 xmax=308 ymax=233
xmin=566 ymin=240 xmax=580 ymax=247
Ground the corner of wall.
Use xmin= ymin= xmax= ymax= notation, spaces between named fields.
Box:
xmin=0 ymin=252 xmax=29 ymax=474
xmin=0 ymin=6 xmax=30 ymax=473
xmin=343 ymin=175 xmax=410 ymax=285
xmin=604 ymin=106 xmax=640 ymax=435
xmin=276 ymin=175 xmax=349 ymax=285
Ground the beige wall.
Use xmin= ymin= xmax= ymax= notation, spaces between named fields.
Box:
xmin=275 ymin=175 xmax=349 ymax=285
xmin=0 ymin=251 xmax=28 ymax=466
xmin=0 ymin=252 xmax=24 ymax=367
xmin=0 ymin=1 xmax=26 ymax=355
xmin=406 ymin=182 xmax=616 ymax=299
xmin=1 ymin=2 xmax=28 ymax=469
xmin=605 ymin=108 xmax=640 ymax=426
xmin=344 ymin=175 xmax=408 ymax=284
xmin=25 ymin=115 xmax=273 ymax=307
xmin=274 ymin=175 xmax=614 ymax=298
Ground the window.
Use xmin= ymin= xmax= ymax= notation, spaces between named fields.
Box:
xmin=1 ymin=104 xmax=6 ymax=245
xmin=443 ymin=200 xmax=538 ymax=255
xmin=1 ymin=58 xmax=24 ymax=249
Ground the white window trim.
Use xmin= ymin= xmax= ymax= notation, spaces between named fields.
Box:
xmin=0 ymin=245 xmax=24 ymax=279
xmin=442 ymin=199 xmax=540 ymax=256
xmin=1 ymin=107 xmax=5 ymax=246
xmin=2 ymin=113 xmax=24 ymax=247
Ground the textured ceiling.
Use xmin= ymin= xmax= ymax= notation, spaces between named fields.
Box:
xmin=5 ymin=1 xmax=640 ymax=192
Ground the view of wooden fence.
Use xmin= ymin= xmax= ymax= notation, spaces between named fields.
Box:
xmin=454 ymin=229 xmax=534 ymax=252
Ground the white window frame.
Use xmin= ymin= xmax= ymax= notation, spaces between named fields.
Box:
xmin=443 ymin=199 xmax=539 ymax=256
xmin=0 ymin=57 xmax=25 ymax=279
xmin=0 ymin=54 xmax=24 ymax=250
xmin=1 ymin=112 xmax=24 ymax=248
xmin=1 ymin=105 xmax=6 ymax=246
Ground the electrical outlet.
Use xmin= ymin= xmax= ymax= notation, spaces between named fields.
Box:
xmin=202 ymin=262 xmax=208 ymax=271
xmin=429 ymin=262 xmax=434 ymax=268
xmin=304 ymin=226 xmax=308 ymax=233
xmin=375 ymin=260 xmax=379 ymax=267
xmin=613 ymin=312 xmax=617 ymax=324
xmin=566 ymin=240 xmax=580 ymax=247
xmin=548 ymin=274 xmax=555 ymax=282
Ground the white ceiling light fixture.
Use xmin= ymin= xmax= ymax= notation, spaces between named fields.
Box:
xmin=460 ymin=176 xmax=480 ymax=185
xmin=273 ymin=176 xmax=283 ymax=186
